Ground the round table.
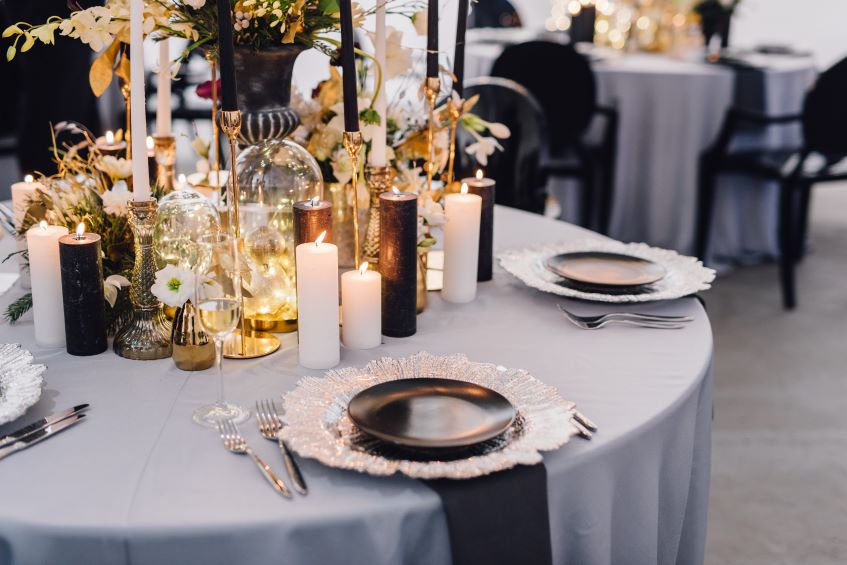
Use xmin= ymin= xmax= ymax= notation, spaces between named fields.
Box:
xmin=0 ymin=207 xmax=713 ymax=565
xmin=466 ymin=42 xmax=816 ymax=264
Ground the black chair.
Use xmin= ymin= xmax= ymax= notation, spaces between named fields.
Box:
xmin=490 ymin=41 xmax=618 ymax=232
xmin=468 ymin=0 xmax=522 ymax=29
xmin=696 ymin=57 xmax=847 ymax=309
xmin=456 ymin=77 xmax=547 ymax=214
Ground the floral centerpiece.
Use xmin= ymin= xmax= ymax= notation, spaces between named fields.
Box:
xmin=4 ymin=122 xmax=164 ymax=332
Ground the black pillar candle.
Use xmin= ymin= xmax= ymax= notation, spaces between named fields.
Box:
xmin=59 ymin=229 xmax=107 ymax=356
xmin=338 ymin=0 xmax=360 ymax=132
xmin=426 ymin=0 xmax=439 ymax=78
xmin=294 ymin=198 xmax=333 ymax=247
xmin=463 ymin=174 xmax=496 ymax=281
xmin=215 ymin=0 xmax=239 ymax=111
xmin=379 ymin=191 xmax=417 ymax=337
xmin=453 ymin=0 xmax=470 ymax=97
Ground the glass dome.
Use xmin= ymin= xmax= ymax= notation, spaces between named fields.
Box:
xmin=154 ymin=188 xmax=221 ymax=268
xmin=236 ymin=139 xmax=323 ymax=331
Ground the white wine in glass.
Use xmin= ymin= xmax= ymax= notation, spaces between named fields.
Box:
xmin=192 ymin=234 xmax=250 ymax=428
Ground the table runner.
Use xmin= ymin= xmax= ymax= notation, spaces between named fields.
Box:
xmin=425 ymin=464 xmax=553 ymax=565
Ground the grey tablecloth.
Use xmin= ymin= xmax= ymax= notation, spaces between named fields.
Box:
xmin=466 ymin=44 xmax=816 ymax=263
xmin=0 ymin=207 xmax=713 ymax=565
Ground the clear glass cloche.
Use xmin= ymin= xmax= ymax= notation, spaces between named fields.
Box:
xmin=154 ymin=188 xmax=221 ymax=268
xmin=236 ymin=139 xmax=323 ymax=331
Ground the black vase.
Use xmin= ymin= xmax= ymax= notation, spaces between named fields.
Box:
xmin=701 ymin=12 xmax=732 ymax=49
xmin=233 ymin=45 xmax=307 ymax=145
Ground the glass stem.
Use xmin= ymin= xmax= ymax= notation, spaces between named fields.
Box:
xmin=215 ymin=337 xmax=225 ymax=405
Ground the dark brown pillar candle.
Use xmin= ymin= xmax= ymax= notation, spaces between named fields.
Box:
xmin=59 ymin=227 xmax=107 ymax=356
xmin=379 ymin=191 xmax=417 ymax=337
xmin=463 ymin=174 xmax=496 ymax=281
xmin=294 ymin=198 xmax=333 ymax=247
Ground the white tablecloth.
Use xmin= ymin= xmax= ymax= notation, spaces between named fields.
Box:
xmin=466 ymin=44 xmax=817 ymax=263
xmin=0 ymin=207 xmax=713 ymax=565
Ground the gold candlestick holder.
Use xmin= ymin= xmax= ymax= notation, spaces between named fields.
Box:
xmin=218 ymin=109 xmax=280 ymax=359
xmin=424 ymin=77 xmax=441 ymax=194
xmin=445 ymin=95 xmax=463 ymax=189
xmin=362 ymin=165 xmax=393 ymax=265
xmin=343 ymin=130 xmax=365 ymax=268
xmin=152 ymin=134 xmax=176 ymax=193
xmin=114 ymin=199 xmax=173 ymax=360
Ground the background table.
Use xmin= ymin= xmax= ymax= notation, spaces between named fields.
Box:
xmin=0 ymin=207 xmax=713 ymax=565
xmin=466 ymin=43 xmax=817 ymax=265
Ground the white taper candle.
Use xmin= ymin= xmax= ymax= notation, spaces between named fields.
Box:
xmin=129 ymin=0 xmax=151 ymax=199
xmin=369 ymin=0 xmax=387 ymax=167
xmin=156 ymin=39 xmax=172 ymax=136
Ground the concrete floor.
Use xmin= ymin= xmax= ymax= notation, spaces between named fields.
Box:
xmin=705 ymin=184 xmax=847 ymax=564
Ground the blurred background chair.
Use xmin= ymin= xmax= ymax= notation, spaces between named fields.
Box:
xmin=456 ymin=77 xmax=547 ymax=214
xmin=490 ymin=41 xmax=618 ymax=232
xmin=697 ymin=56 xmax=847 ymax=309
xmin=468 ymin=0 xmax=522 ymax=29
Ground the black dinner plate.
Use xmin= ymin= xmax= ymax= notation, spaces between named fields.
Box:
xmin=544 ymin=251 xmax=667 ymax=288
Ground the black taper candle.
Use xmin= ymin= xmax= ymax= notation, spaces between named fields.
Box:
xmin=426 ymin=0 xmax=439 ymax=78
xmin=59 ymin=231 xmax=107 ymax=356
xmin=379 ymin=191 xmax=417 ymax=337
xmin=453 ymin=0 xmax=469 ymax=97
xmin=338 ymin=0 xmax=360 ymax=132
xmin=294 ymin=199 xmax=333 ymax=247
xmin=216 ymin=0 xmax=238 ymax=111
xmin=465 ymin=177 xmax=496 ymax=281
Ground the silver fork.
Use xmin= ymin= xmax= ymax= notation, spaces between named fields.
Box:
xmin=217 ymin=418 xmax=292 ymax=498
xmin=256 ymin=399 xmax=307 ymax=495
xmin=558 ymin=305 xmax=686 ymax=330
xmin=558 ymin=304 xmax=693 ymax=324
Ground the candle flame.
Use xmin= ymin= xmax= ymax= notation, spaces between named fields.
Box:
xmin=359 ymin=262 xmax=369 ymax=275
xmin=475 ymin=169 xmax=484 ymax=180
xmin=76 ymin=223 xmax=85 ymax=237
xmin=461 ymin=183 xmax=469 ymax=195
xmin=23 ymin=174 xmax=34 ymax=183
xmin=146 ymin=136 xmax=154 ymax=151
xmin=105 ymin=130 xmax=114 ymax=144
xmin=315 ymin=230 xmax=327 ymax=246
xmin=38 ymin=220 xmax=48 ymax=231
xmin=310 ymin=196 xmax=320 ymax=207
xmin=391 ymin=186 xmax=400 ymax=195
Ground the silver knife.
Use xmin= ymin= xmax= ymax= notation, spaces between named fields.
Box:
xmin=279 ymin=438 xmax=308 ymax=495
xmin=0 ymin=414 xmax=85 ymax=461
xmin=0 ymin=404 xmax=89 ymax=449
xmin=573 ymin=410 xmax=598 ymax=432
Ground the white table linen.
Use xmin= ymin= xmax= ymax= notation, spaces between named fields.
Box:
xmin=0 ymin=207 xmax=713 ymax=565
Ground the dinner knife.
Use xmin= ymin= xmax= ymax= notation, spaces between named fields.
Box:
xmin=0 ymin=404 xmax=89 ymax=448
xmin=0 ymin=414 xmax=85 ymax=461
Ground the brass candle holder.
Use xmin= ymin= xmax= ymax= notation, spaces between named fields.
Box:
xmin=424 ymin=76 xmax=441 ymax=194
xmin=152 ymin=134 xmax=176 ymax=193
xmin=363 ymin=165 xmax=393 ymax=265
xmin=342 ymin=130 xmax=365 ymax=268
xmin=113 ymin=199 xmax=173 ymax=360
xmin=445 ymin=94 xmax=463 ymax=189
xmin=218 ymin=109 xmax=281 ymax=359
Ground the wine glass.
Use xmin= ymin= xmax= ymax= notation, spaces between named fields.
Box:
xmin=192 ymin=233 xmax=250 ymax=427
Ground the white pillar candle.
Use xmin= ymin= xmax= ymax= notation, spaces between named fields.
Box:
xmin=26 ymin=221 xmax=70 ymax=347
xmin=11 ymin=175 xmax=43 ymax=289
xmin=341 ymin=263 xmax=381 ymax=349
xmin=368 ymin=0 xmax=387 ymax=167
xmin=156 ymin=38 xmax=172 ymax=136
xmin=442 ymin=183 xmax=482 ymax=303
xmin=295 ymin=231 xmax=340 ymax=369
xmin=129 ymin=0 xmax=151 ymax=200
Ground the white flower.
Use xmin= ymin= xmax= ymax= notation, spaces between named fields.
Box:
xmin=487 ymin=121 xmax=511 ymax=139
xmin=103 ymin=274 xmax=130 ymax=308
xmin=195 ymin=158 xmax=210 ymax=174
xmin=464 ymin=134 xmax=503 ymax=167
xmin=330 ymin=147 xmax=353 ymax=186
xmin=95 ymin=155 xmax=132 ymax=180
xmin=58 ymin=7 xmax=114 ymax=52
xmin=368 ymin=26 xmax=412 ymax=80
xmin=418 ymin=193 xmax=447 ymax=227
xmin=184 ymin=0 xmax=206 ymax=8
xmin=412 ymin=10 xmax=428 ymax=36
xmin=101 ymin=180 xmax=132 ymax=216
xmin=151 ymin=264 xmax=195 ymax=308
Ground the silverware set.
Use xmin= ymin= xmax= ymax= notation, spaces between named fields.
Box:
xmin=570 ymin=408 xmax=598 ymax=440
xmin=558 ymin=304 xmax=693 ymax=330
xmin=215 ymin=399 xmax=308 ymax=498
xmin=0 ymin=404 xmax=88 ymax=461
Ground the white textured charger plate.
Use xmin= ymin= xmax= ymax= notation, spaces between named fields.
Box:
xmin=280 ymin=352 xmax=579 ymax=480
xmin=0 ymin=343 xmax=45 ymax=426
xmin=499 ymin=239 xmax=715 ymax=303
